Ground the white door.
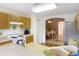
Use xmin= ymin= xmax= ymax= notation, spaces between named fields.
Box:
xmin=58 ymin=21 xmax=64 ymax=35
xmin=58 ymin=21 xmax=64 ymax=41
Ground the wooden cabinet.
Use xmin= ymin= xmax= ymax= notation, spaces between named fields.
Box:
xmin=0 ymin=12 xmax=9 ymax=29
xmin=8 ymin=14 xmax=21 ymax=22
xmin=20 ymin=17 xmax=31 ymax=29
xmin=9 ymin=15 xmax=31 ymax=29
xmin=26 ymin=35 xmax=33 ymax=44
xmin=0 ymin=12 xmax=31 ymax=29
xmin=75 ymin=14 xmax=79 ymax=31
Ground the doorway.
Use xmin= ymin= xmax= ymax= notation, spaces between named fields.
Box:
xmin=45 ymin=18 xmax=65 ymax=46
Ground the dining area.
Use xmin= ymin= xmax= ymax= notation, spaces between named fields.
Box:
xmin=45 ymin=18 xmax=64 ymax=47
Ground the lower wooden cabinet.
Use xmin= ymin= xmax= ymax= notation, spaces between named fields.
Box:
xmin=26 ymin=35 xmax=33 ymax=44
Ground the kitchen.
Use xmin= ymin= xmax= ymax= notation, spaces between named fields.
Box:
xmin=0 ymin=12 xmax=33 ymax=46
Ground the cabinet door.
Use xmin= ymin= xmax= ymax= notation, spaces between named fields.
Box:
xmin=0 ymin=12 xmax=9 ymax=29
xmin=26 ymin=35 xmax=33 ymax=44
xmin=21 ymin=17 xmax=31 ymax=29
xmin=8 ymin=14 xmax=21 ymax=22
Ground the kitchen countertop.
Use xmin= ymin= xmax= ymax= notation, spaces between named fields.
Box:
xmin=24 ymin=34 xmax=32 ymax=37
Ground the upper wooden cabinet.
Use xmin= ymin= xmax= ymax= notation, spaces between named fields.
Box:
xmin=9 ymin=15 xmax=31 ymax=29
xmin=75 ymin=14 xmax=79 ymax=31
xmin=0 ymin=12 xmax=9 ymax=29
xmin=20 ymin=17 xmax=31 ymax=29
xmin=0 ymin=12 xmax=31 ymax=29
xmin=8 ymin=14 xmax=21 ymax=22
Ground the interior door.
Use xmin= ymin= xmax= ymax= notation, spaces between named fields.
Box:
xmin=58 ymin=21 xmax=65 ymax=41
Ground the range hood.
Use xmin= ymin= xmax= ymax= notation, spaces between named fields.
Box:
xmin=10 ymin=22 xmax=23 ymax=25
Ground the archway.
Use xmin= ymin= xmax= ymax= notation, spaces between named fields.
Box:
xmin=45 ymin=18 xmax=65 ymax=46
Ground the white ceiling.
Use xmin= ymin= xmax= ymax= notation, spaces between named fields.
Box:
xmin=0 ymin=3 xmax=33 ymax=17
xmin=35 ymin=3 xmax=79 ymax=17
xmin=0 ymin=3 xmax=79 ymax=17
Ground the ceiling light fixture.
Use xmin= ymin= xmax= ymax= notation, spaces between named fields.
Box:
xmin=10 ymin=22 xmax=23 ymax=25
xmin=32 ymin=3 xmax=57 ymax=13
xmin=47 ymin=20 xmax=52 ymax=23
